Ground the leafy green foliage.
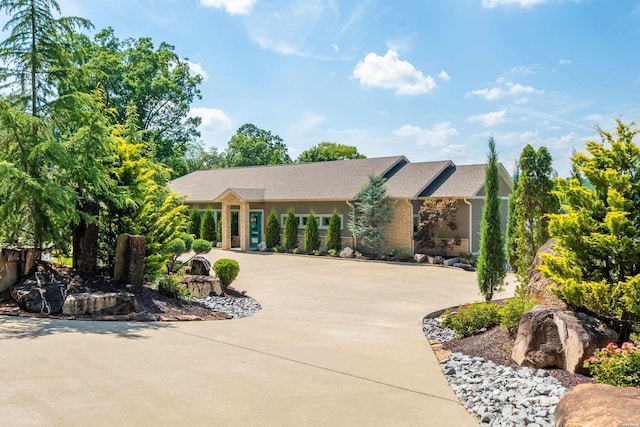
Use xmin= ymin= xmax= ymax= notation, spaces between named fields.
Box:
xmin=328 ymin=249 xmax=338 ymax=257
xmin=349 ymin=173 xmax=395 ymax=254
xmin=584 ymin=342 xmax=640 ymax=387
xmin=191 ymin=238 xmax=211 ymax=254
xmin=224 ymin=124 xmax=291 ymax=167
xmin=498 ymin=286 xmax=538 ymax=334
xmin=157 ymin=274 xmax=191 ymax=299
xmin=540 ymin=120 xmax=640 ymax=342
xmin=179 ymin=232 xmax=193 ymax=252
xmin=325 ymin=210 xmax=342 ymax=252
xmin=213 ymin=258 xmax=239 ymax=289
xmin=304 ymin=211 xmax=320 ymax=252
xmin=216 ymin=216 xmax=222 ymax=243
xmin=477 ymin=137 xmax=506 ymax=301
xmin=297 ymin=142 xmax=365 ymax=163
xmin=188 ymin=208 xmax=201 ymax=238
xmin=505 ymin=169 xmax=519 ymax=272
xmin=265 ymin=210 xmax=280 ymax=248
xmin=283 ymin=208 xmax=298 ymax=251
xmin=442 ymin=302 xmax=501 ymax=337
xmin=200 ymin=209 xmax=216 ymax=242
xmin=414 ymin=198 xmax=458 ymax=254
xmin=391 ymin=249 xmax=412 ymax=261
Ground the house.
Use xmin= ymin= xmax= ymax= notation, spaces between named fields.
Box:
xmin=169 ymin=155 xmax=512 ymax=255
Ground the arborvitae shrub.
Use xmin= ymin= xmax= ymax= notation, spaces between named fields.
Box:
xmin=265 ymin=210 xmax=280 ymax=248
xmin=283 ymin=207 xmax=298 ymax=250
xmin=325 ymin=210 xmax=342 ymax=252
xmin=200 ymin=209 xmax=216 ymax=242
xmin=304 ymin=211 xmax=320 ymax=252
xmin=216 ymin=216 xmax=222 ymax=243
xmin=188 ymin=208 xmax=201 ymax=238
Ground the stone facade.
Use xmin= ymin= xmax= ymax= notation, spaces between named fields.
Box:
xmin=383 ymin=199 xmax=413 ymax=254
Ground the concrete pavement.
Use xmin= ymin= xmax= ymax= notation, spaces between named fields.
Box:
xmin=0 ymin=251 xmax=514 ymax=426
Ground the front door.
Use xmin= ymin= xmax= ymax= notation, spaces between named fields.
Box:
xmin=249 ymin=211 xmax=262 ymax=249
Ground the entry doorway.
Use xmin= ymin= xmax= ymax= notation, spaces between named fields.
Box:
xmin=249 ymin=211 xmax=262 ymax=249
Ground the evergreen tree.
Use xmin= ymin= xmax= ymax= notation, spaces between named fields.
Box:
xmin=200 ymin=209 xmax=216 ymax=242
xmin=477 ymin=137 xmax=506 ymax=301
xmin=216 ymin=215 xmax=222 ymax=243
xmin=540 ymin=119 xmax=640 ymax=342
xmin=325 ymin=209 xmax=342 ymax=252
xmin=505 ymin=169 xmax=519 ymax=272
xmin=513 ymin=145 xmax=558 ymax=277
xmin=304 ymin=211 xmax=320 ymax=252
xmin=349 ymin=173 xmax=395 ymax=254
xmin=265 ymin=209 xmax=280 ymax=248
xmin=188 ymin=208 xmax=201 ymax=238
xmin=283 ymin=207 xmax=298 ymax=250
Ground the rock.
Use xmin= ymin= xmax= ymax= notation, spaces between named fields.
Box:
xmin=555 ymin=383 xmax=640 ymax=427
xmin=257 ymin=242 xmax=267 ymax=252
xmin=189 ymin=256 xmax=211 ymax=276
xmin=62 ymin=292 xmax=136 ymax=315
xmin=339 ymin=247 xmax=354 ymax=258
xmin=526 ymin=239 xmax=566 ymax=309
xmin=444 ymin=256 xmax=459 ymax=266
xmin=113 ymin=234 xmax=146 ymax=292
xmin=0 ymin=260 xmax=19 ymax=292
xmin=453 ymin=262 xmax=474 ymax=271
xmin=180 ymin=275 xmax=224 ymax=298
xmin=11 ymin=278 xmax=70 ymax=314
xmin=512 ymin=306 xmax=617 ymax=373
xmin=0 ymin=248 xmax=35 ymax=292
xmin=216 ymin=242 xmax=222 ymax=248
xmin=414 ymin=254 xmax=427 ymax=263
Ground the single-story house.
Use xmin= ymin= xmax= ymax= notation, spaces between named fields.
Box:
xmin=169 ymin=155 xmax=512 ymax=255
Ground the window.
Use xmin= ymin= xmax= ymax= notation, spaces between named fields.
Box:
xmin=280 ymin=213 xmax=343 ymax=230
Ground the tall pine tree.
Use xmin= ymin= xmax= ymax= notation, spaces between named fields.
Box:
xmin=349 ymin=173 xmax=395 ymax=254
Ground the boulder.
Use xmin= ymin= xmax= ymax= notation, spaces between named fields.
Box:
xmin=512 ymin=306 xmax=618 ymax=373
xmin=526 ymin=238 xmax=566 ymax=309
xmin=180 ymin=276 xmax=224 ymax=298
xmin=0 ymin=248 xmax=36 ymax=292
xmin=555 ymin=383 xmax=640 ymax=427
xmin=62 ymin=292 xmax=136 ymax=315
xmin=257 ymin=242 xmax=267 ymax=252
xmin=444 ymin=256 xmax=459 ymax=266
xmin=114 ymin=234 xmax=146 ymax=292
xmin=414 ymin=254 xmax=427 ymax=263
xmin=11 ymin=278 xmax=70 ymax=314
xmin=453 ymin=262 xmax=474 ymax=271
xmin=189 ymin=256 xmax=211 ymax=276
xmin=0 ymin=260 xmax=19 ymax=292
xmin=339 ymin=247 xmax=354 ymax=258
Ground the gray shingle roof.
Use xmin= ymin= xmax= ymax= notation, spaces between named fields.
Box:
xmin=421 ymin=164 xmax=487 ymax=198
xmin=384 ymin=161 xmax=453 ymax=198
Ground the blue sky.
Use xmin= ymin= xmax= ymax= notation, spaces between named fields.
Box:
xmin=53 ymin=0 xmax=640 ymax=174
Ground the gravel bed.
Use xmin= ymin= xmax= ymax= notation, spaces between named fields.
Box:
xmin=195 ymin=295 xmax=262 ymax=318
xmin=423 ymin=318 xmax=567 ymax=426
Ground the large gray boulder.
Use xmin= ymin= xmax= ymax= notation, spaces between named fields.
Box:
xmin=0 ymin=248 xmax=36 ymax=292
xmin=339 ymin=247 xmax=354 ymax=258
xmin=512 ymin=306 xmax=617 ymax=374
xmin=555 ymin=383 xmax=640 ymax=427
xmin=62 ymin=292 xmax=136 ymax=315
xmin=180 ymin=276 xmax=223 ymax=298
xmin=189 ymin=256 xmax=211 ymax=276
xmin=526 ymin=239 xmax=566 ymax=309
xmin=11 ymin=278 xmax=70 ymax=314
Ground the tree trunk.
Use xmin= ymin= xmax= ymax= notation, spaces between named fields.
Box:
xmin=72 ymin=202 xmax=99 ymax=273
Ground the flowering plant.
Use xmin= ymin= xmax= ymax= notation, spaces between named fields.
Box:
xmin=583 ymin=342 xmax=640 ymax=387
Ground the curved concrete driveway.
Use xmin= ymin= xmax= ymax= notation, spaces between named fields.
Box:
xmin=0 ymin=252 xmax=514 ymax=426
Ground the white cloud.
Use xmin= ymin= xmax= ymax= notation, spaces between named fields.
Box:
xmin=199 ymin=0 xmax=255 ymax=15
xmin=510 ymin=65 xmax=534 ymax=75
xmin=352 ymin=50 xmax=436 ymax=95
xmin=393 ymin=122 xmax=460 ymax=146
xmin=438 ymin=70 xmax=451 ymax=81
xmin=189 ymin=107 xmax=232 ymax=132
xmin=468 ymin=110 xmax=506 ymax=127
xmin=583 ymin=114 xmax=603 ymax=122
xmin=482 ymin=0 xmax=548 ymax=8
xmin=559 ymin=59 xmax=572 ymax=65
xmin=287 ymin=112 xmax=326 ymax=135
xmin=467 ymin=80 xmax=541 ymax=100
xmin=187 ymin=61 xmax=209 ymax=81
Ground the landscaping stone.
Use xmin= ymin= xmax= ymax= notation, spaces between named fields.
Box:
xmin=443 ymin=256 xmax=459 ymax=266
xmin=189 ymin=256 xmax=211 ymax=276
xmin=526 ymin=239 xmax=566 ymax=309
xmin=0 ymin=259 xmax=19 ymax=292
xmin=62 ymin=292 xmax=136 ymax=315
xmin=180 ymin=275 xmax=223 ymax=298
xmin=555 ymin=383 xmax=640 ymax=427
xmin=339 ymin=247 xmax=354 ymax=258
xmin=11 ymin=278 xmax=70 ymax=314
xmin=453 ymin=262 xmax=474 ymax=271
xmin=0 ymin=248 xmax=35 ymax=292
xmin=257 ymin=242 xmax=267 ymax=252
xmin=414 ymin=254 xmax=427 ymax=263
xmin=113 ymin=234 xmax=145 ymax=292
xmin=196 ymin=295 xmax=261 ymax=318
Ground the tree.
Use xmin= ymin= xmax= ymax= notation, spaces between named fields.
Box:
xmin=200 ymin=209 xmax=216 ymax=242
xmin=297 ymin=142 xmax=365 ymax=163
xmin=283 ymin=207 xmax=298 ymax=250
xmin=540 ymin=119 xmax=640 ymax=342
xmin=325 ymin=209 xmax=342 ymax=252
xmin=505 ymin=169 xmax=520 ymax=271
xmin=304 ymin=211 xmax=320 ymax=252
xmin=477 ymin=137 xmax=506 ymax=301
xmin=224 ymin=124 xmax=291 ymax=167
xmin=349 ymin=173 xmax=395 ymax=254
xmin=188 ymin=208 xmax=201 ymax=238
xmin=511 ymin=145 xmax=558 ymax=277
xmin=183 ymin=143 xmax=224 ymax=173
xmin=414 ymin=198 xmax=458 ymax=254
xmin=265 ymin=209 xmax=280 ymax=248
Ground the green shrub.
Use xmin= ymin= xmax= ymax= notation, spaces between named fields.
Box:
xmin=304 ymin=211 xmax=320 ymax=252
xmin=191 ymin=238 xmax=212 ymax=254
xmin=188 ymin=208 xmax=201 ymax=238
xmin=213 ymin=258 xmax=240 ymax=289
xmin=158 ymin=274 xmax=191 ymax=299
xmin=498 ymin=286 xmax=538 ymax=334
xmin=584 ymin=342 xmax=640 ymax=387
xmin=216 ymin=216 xmax=222 ymax=243
xmin=328 ymin=249 xmax=338 ymax=257
xmin=283 ymin=207 xmax=298 ymax=251
xmin=325 ymin=209 xmax=342 ymax=252
xmin=265 ymin=209 xmax=280 ymax=248
xmin=179 ymin=232 xmax=194 ymax=252
xmin=165 ymin=238 xmax=186 ymax=256
xmin=442 ymin=302 xmax=501 ymax=337
xmin=312 ymin=249 xmax=321 ymax=256
xmin=200 ymin=209 xmax=216 ymax=242
xmin=392 ymin=249 xmax=412 ymax=261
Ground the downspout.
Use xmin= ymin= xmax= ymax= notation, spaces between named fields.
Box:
xmin=464 ymin=198 xmax=473 ymax=254
xmin=406 ymin=199 xmax=414 ymax=256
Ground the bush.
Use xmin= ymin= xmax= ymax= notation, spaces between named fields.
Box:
xmin=216 ymin=216 xmax=222 ymax=243
xmin=304 ymin=211 xmax=320 ymax=252
xmin=179 ymin=232 xmax=194 ymax=252
xmin=265 ymin=209 xmax=280 ymax=248
xmin=442 ymin=302 xmax=501 ymax=337
xmin=188 ymin=208 xmax=201 ymax=238
xmin=498 ymin=286 xmax=538 ymax=334
xmin=283 ymin=207 xmax=298 ymax=251
xmin=213 ymin=258 xmax=240 ymax=289
xmin=158 ymin=274 xmax=191 ymax=299
xmin=325 ymin=209 xmax=342 ymax=252
xmin=200 ymin=209 xmax=216 ymax=242
xmin=584 ymin=342 xmax=640 ymax=387
xmin=191 ymin=238 xmax=212 ymax=254
xmin=328 ymin=249 xmax=338 ymax=257
xmin=392 ymin=249 xmax=412 ymax=261
xmin=165 ymin=237 xmax=186 ymax=256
